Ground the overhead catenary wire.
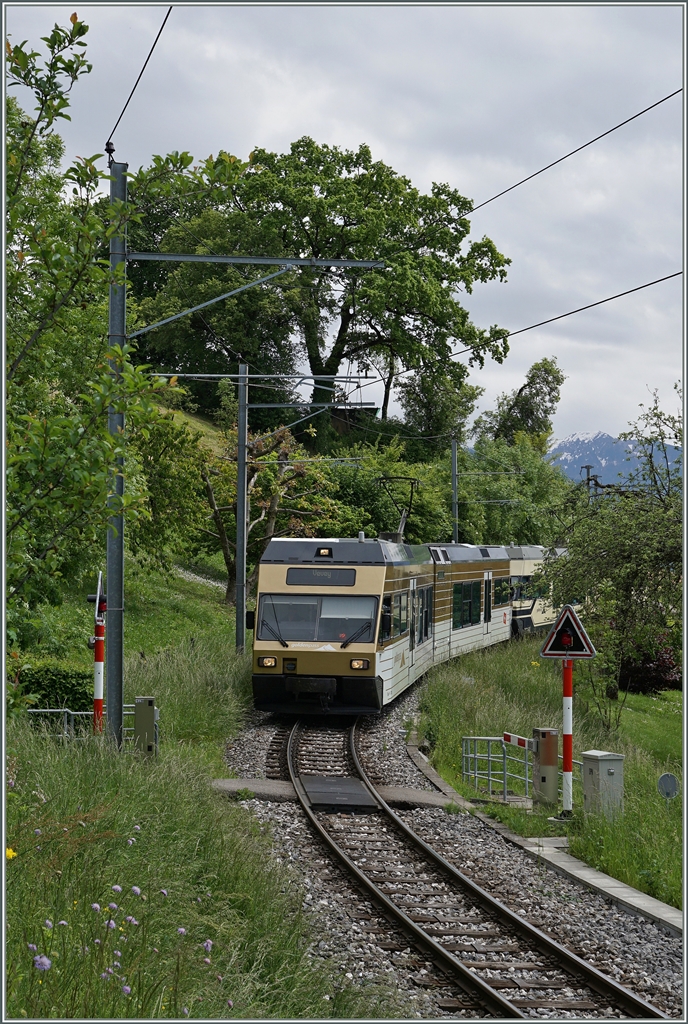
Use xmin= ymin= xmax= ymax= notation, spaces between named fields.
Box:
xmin=348 ymin=269 xmax=684 ymax=398
xmin=469 ymin=88 xmax=682 ymax=215
xmin=106 ymin=6 xmax=173 ymax=146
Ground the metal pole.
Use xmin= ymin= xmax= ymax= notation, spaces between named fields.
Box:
xmin=235 ymin=363 xmax=248 ymax=652
xmin=451 ymin=438 xmax=459 ymax=544
xmin=106 ymin=156 xmax=127 ymax=747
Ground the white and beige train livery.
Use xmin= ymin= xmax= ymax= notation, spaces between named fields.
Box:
xmin=250 ymin=535 xmax=538 ymax=715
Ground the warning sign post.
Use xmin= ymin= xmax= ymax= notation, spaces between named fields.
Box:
xmin=540 ymin=606 xmax=596 ymax=816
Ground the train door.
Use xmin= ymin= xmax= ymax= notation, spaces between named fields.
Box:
xmin=483 ymin=571 xmax=492 ymax=635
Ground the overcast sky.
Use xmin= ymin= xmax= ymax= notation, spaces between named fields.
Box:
xmin=5 ymin=2 xmax=684 ymax=440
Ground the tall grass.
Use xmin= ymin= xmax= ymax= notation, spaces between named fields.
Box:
xmin=419 ymin=638 xmax=682 ymax=909
xmin=6 ymin=638 xmax=401 ymax=1018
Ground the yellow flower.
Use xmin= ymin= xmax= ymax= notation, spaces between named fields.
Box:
xmin=530 ymin=661 xmax=540 ymax=668
xmin=6 ymin=848 xmax=18 ymax=860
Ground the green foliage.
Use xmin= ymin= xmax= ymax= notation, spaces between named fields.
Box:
xmin=127 ymin=136 xmax=511 ymax=436
xmin=5 ymin=637 xmax=405 ymax=1019
xmin=474 ymin=357 xmax=566 ymax=448
xmin=9 ymin=660 xmax=93 ymax=712
xmin=4 ymin=19 xmax=170 ymax=624
xmin=541 ymin=389 xmax=682 ymax=697
xmin=418 ymin=638 xmax=682 ymax=908
xmin=395 ymin=363 xmax=483 ymax=454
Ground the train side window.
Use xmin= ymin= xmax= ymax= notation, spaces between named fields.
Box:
xmin=452 ymin=583 xmax=462 ymax=629
xmin=471 ymin=581 xmax=481 ymax=624
xmin=393 ymin=593 xmax=402 ymax=636
xmin=425 ymin=586 xmax=433 ymax=639
xmin=400 ymin=592 xmax=409 ymax=633
xmin=380 ymin=595 xmax=392 ymax=641
xmin=494 ymin=579 xmax=510 ymax=606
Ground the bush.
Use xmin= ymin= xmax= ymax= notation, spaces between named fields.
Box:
xmin=9 ymin=660 xmax=93 ymax=712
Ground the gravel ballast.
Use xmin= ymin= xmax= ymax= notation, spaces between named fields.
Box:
xmin=224 ymin=685 xmax=683 ymax=1018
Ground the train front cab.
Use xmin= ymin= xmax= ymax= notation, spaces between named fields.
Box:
xmin=251 ymin=537 xmax=388 ymax=714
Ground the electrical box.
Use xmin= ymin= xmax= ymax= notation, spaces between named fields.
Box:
xmin=532 ymin=728 xmax=559 ymax=805
xmin=582 ymin=749 xmax=624 ymax=817
xmin=134 ymin=696 xmax=159 ymax=756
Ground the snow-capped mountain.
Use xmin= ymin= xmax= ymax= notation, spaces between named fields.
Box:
xmin=549 ymin=431 xmax=681 ymax=484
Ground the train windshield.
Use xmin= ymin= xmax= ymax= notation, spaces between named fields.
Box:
xmin=257 ymin=594 xmax=378 ymax=643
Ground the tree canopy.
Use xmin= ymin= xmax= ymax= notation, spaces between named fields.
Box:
xmin=127 ymin=137 xmax=512 ymax=438
xmin=473 ymin=356 xmax=566 ymax=449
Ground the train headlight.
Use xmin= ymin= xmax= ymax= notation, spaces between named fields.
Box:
xmin=257 ymin=657 xmax=277 ymax=668
xmin=350 ymin=659 xmax=369 ymax=670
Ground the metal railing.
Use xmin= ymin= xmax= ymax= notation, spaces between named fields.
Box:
xmin=462 ymin=736 xmax=584 ymax=802
xmin=27 ymin=705 xmax=136 ymax=741
xmin=462 ymin=736 xmax=529 ymax=801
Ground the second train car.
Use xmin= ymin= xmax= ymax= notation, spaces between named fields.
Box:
xmin=250 ymin=535 xmax=528 ymax=714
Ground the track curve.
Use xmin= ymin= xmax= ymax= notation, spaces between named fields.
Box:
xmin=286 ymin=717 xmax=669 ymax=1020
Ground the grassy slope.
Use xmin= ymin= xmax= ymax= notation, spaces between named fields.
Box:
xmin=418 ymin=638 xmax=683 ymax=909
xmin=6 ymin=569 xmax=404 ymax=1018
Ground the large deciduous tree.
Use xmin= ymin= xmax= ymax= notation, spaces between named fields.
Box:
xmin=128 ymin=137 xmax=512 ymax=438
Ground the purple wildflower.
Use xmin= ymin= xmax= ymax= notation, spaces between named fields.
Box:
xmin=57 ymin=920 xmax=68 ymax=926
xmin=107 ymin=920 xmax=116 ymax=930
xmin=100 ymin=972 xmax=109 ymax=980
xmin=153 ymin=947 xmax=159 ymax=953
xmin=160 ymin=889 xmax=168 ymax=896
xmin=8 ymin=779 xmax=15 ymax=788
xmin=94 ymin=939 xmax=101 ymax=945
xmin=125 ymin=916 xmax=135 ymax=923
xmin=113 ymin=961 xmax=121 ymax=967
xmin=182 ymin=1008 xmax=189 ymax=1017
xmin=131 ymin=886 xmax=141 ymax=896
xmin=133 ymin=825 xmax=141 ymax=831
xmin=227 ymin=999 xmax=234 ymax=1009
xmin=122 ymin=984 xmax=131 ymax=995
xmin=127 ymin=839 xmax=134 ymax=846
xmin=33 ymin=954 xmax=52 ymax=971
xmin=203 ymin=939 xmax=213 ymax=953
xmin=130 ymin=919 xmax=139 ymax=927
xmin=107 ymin=967 xmax=114 ymax=975
xmin=203 ymin=957 xmax=211 ymax=965
xmin=177 ymin=927 xmax=186 ymax=935
xmin=34 ymin=828 xmax=41 ymax=835
xmin=114 ymin=950 xmax=122 ymax=957
xmin=27 ymin=943 xmax=37 ymax=951
xmin=109 ymin=903 xmax=118 ymax=910
xmin=112 ymin=884 xmax=122 ymax=893
xmin=44 ymin=920 xmax=53 ymax=929
xmin=197 ymin=897 xmax=202 ymax=903
xmin=91 ymin=903 xmax=100 ymax=912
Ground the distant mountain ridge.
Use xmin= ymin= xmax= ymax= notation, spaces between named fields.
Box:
xmin=549 ymin=431 xmax=681 ymax=485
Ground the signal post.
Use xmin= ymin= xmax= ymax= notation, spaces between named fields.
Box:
xmin=540 ymin=605 xmax=596 ymax=816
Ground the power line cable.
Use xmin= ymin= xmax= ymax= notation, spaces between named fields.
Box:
xmin=106 ymin=7 xmax=173 ymax=145
xmin=352 ymin=270 xmax=684 ymax=396
xmin=470 ymin=88 xmax=682 ymax=216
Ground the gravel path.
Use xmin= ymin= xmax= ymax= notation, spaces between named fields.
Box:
xmin=223 ymin=684 xmax=683 ymax=1018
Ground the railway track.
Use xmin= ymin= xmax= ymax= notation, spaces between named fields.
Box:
xmin=286 ymin=718 xmax=669 ymax=1020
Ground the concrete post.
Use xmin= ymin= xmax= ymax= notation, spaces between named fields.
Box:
xmin=532 ymin=728 xmax=559 ymax=804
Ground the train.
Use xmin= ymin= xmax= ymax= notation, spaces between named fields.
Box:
xmin=249 ymin=534 xmax=561 ymax=715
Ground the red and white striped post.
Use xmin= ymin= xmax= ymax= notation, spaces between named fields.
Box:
xmin=90 ymin=572 xmax=106 ymax=733
xmin=562 ymin=658 xmax=573 ymax=815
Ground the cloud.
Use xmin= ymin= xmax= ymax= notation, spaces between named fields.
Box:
xmin=5 ymin=3 xmax=682 ymax=436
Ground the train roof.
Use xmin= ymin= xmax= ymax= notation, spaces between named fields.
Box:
xmin=260 ymin=538 xmax=509 ymax=567
xmin=506 ymin=545 xmax=567 ymax=560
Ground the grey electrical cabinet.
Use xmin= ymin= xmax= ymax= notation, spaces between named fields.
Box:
xmin=532 ymin=728 xmax=559 ymax=805
xmin=134 ymin=696 xmax=159 ymax=756
xmin=582 ymin=750 xmax=624 ymax=817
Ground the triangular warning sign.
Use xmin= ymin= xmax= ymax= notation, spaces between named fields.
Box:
xmin=540 ymin=605 xmax=596 ymax=659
